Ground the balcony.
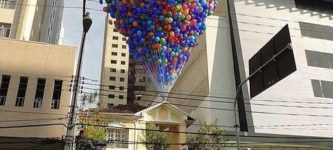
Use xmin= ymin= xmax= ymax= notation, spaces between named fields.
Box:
xmin=0 ymin=96 xmax=6 ymax=105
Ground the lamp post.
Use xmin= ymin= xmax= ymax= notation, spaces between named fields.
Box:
xmin=66 ymin=12 xmax=92 ymax=150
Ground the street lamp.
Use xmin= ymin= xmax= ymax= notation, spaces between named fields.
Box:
xmin=67 ymin=12 xmax=92 ymax=150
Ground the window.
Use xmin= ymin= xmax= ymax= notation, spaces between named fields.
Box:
xmin=110 ymin=77 xmax=116 ymax=81
xmin=120 ymin=69 xmax=125 ymax=73
xmin=15 ymin=77 xmax=28 ymax=107
xmin=33 ymin=78 xmax=46 ymax=108
xmin=109 ymin=85 xmax=116 ymax=90
xmin=134 ymin=86 xmax=146 ymax=91
xmin=122 ymin=45 xmax=126 ymax=49
xmin=311 ymin=79 xmax=333 ymax=98
xmin=299 ymin=22 xmax=333 ymax=41
xmin=306 ymin=50 xmax=333 ymax=69
xmin=119 ymin=86 xmax=124 ymax=90
xmin=120 ymin=78 xmax=125 ymax=82
xmin=0 ymin=75 xmax=11 ymax=106
xmin=111 ymin=52 xmax=117 ymax=56
xmin=112 ymin=44 xmax=118 ymax=48
xmin=122 ymin=37 xmax=126 ymax=41
xmin=107 ymin=128 xmax=129 ymax=148
xmin=121 ymin=61 xmax=126 ymax=65
xmin=112 ymin=36 xmax=118 ymax=40
xmin=0 ymin=23 xmax=11 ymax=37
xmin=119 ymin=95 xmax=124 ymax=99
xmin=110 ymin=68 xmax=116 ymax=72
xmin=51 ymin=80 xmax=62 ymax=109
xmin=0 ymin=0 xmax=16 ymax=9
xmin=111 ymin=60 xmax=117 ymax=64
xmin=108 ymin=103 xmax=114 ymax=108
xmin=108 ymin=94 xmax=115 ymax=98
xmin=295 ymin=0 xmax=333 ymax=14
xmin=113 ymin=28 xmax=118 ymax=32
xmin=121 ymin=53 xmax=126 ymax=57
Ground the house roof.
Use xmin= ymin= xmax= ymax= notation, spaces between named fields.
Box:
xmin=135 ymin=101 xmax=195 ymax=121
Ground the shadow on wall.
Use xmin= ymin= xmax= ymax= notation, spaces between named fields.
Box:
xmin=239 ymin=0 xmax=333 ymax=20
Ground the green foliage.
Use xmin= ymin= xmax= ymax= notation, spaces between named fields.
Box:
xmin=145 ymin=123 xmax=170 ymax=150
xmin=82 ymin=110 xmax=107 ymax=141
xmin=187 ymin=120 xmax=229 ymax=150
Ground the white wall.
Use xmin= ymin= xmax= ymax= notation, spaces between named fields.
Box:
xmin=233 ymin=0 xmax=333 ymax=137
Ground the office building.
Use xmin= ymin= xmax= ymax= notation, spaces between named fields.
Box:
xmin=168 ymin=0 xmax=333 ymax=141
xmin=0 ymin=38 xmax=75 ymax=149
xmin=0 ymin=0 xmax=64 ymax=44
xmin=100 ymin=16 xmax=151 ymax=108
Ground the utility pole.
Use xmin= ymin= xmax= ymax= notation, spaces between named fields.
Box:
xmin=233 ymin=43 xmax=291 ymax=150
xmin=66 ymin=0 xmax=92 ymax=149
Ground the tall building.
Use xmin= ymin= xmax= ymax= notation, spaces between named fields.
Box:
xmin=167 ymin=0 xmax=333 ymax=141
xmin=0 ymin=0 xmax=64 ymax=44
xmin=0 ymin=38 xmax=75 ymax=149
xmin=100 ymin=16 xmax=150 ymax=108
xmin=100 ymin=17 xmax=130 ymax=107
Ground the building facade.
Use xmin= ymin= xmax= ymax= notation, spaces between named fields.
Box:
xmin=100 ymin=17 xmax=150 ymax=108
xmin=169 ymin=0 xmax=333 ymax=140
xmin=0 ymin=38 xmax=75 ymax=139
xmin=0 ymin=0 xmax=64 ymax=44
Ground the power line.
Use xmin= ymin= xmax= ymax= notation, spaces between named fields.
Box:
xmin=0 ymin=123 xmax=67 ymax=129
xmin=80 ymin=90 xmax=333 ymax=118
xmin=79 ymin=86 xmax=333 ymax=108
xmin=81 ymin=80 xmax=333 ymax=105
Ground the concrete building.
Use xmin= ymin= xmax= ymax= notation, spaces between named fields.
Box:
xmin=100 ymin=17 xmax=150 ymax=107
xmin=0 ymin=38 xmax=75 ymax=148
xmin=164 ymin=0 xmax=333 ymax=145
xmin=0 ymin=0 xmax=64 ymax=44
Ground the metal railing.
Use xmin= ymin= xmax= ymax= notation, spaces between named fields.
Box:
xmin=0 ymin=0 xmax=16 ymax=9
xmin=15 ymin=97 xmax=25 ymax=107
xmin=33 ymin=98 xmax=43 ymax=108
xmin=0 ymin=27 xmax=10 ymax=37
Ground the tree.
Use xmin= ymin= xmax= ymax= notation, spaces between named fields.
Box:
xmin=80 ymin=91 xmax=98 ymax=124
xmin=145 ymin=123 xmax=170 ymax=150
xmin=187 ymin=120 xmax=229 ymax=150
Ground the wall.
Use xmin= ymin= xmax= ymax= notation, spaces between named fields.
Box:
xmin=233 ymin=0 xmax=333 ymax=137
xmin=0 ymin=38 xmax=75 ymax=138
xmin=170 ymin=0 xmax=242 ymax=131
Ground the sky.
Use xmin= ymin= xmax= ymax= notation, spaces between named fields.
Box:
xmin=62 ymin=0 xmax=106 ymax=84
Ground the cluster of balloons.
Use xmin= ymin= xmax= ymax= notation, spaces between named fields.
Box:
xmin=100 ymin=0 xmax=218 ymax=92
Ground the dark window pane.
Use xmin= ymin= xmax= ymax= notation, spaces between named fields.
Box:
xmin=119 ymin=95 xmax=124 ymax=99
xmin=0 ymin=75 xmax=11 ymax=96
xmin=122 ymin=45 xmax=126 ymax=49
xmin=110 ymin=68 xmax=116 ymax=72
xmin=111 ymin=60 xmax=117 ymax=64
xmin=311 ymin=80 xmax=323 ymax=97
xmin=120 ymin=69 xmax=125 ymax=73
xmin=112 ymin=44 xmax=118 ymax=48
xmin=108 ymin=94 xmax=115 ymax=98
xmin=52 ymin=80 xmax=63 ymax=100
xmin=306 ymin=50 xmax=330 ymax=68
xmin=321 ymin=80 xmax=333 ymax=98
xmin=16 ymin=77 xmax=28 ymax=97
xmin=110 ymin=77 xmax=116 ymax=81
xmin=112 ymin=52 xmax=117 ymax=56
xmin=112 ymin=36 xmax=118 ymax=40
xmin=121 ymin=61 xmax=125 ymax=65
xmin=121 ymin=53 xmax=126 ymax=57
xmin=300 ymin=22 xmax=333 ymax=41
xmin=109 ymin=85 xmax=115 ymax=90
